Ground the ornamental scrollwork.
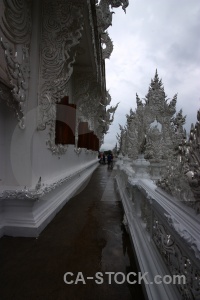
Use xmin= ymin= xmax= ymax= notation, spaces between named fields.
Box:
xmin=98 ymin=102 xmax=119 ymax=135
xmin=96 ymin=0 xmax=129 ymax=58
xmin=158 ymin=109 xmax=200 ymax=213
xmin=121 ymin=70 xmax=185 ymax=161
xmin=110 ymin=0 xmax=129 ymax=12
xmin=73 ymin=72 xmax=114 ymax=145
xmin=0 ymin=0 xmax=32 ymax=129
xmin=101 ymin=32 xmax=113 ymax=59
xmin=38 ymin=0 xmax=84 ymax=130
xmin=96 ymin=0 xmax=114 ymax=34
xmin=1 ymin=0 xmax=32 ymax=44
xmin=74 ymin=73 xmax=105 ymax=134
xmin=164 ymin=213 xmax=200 ymax=260
xmin=38 ymin=0 xmax=85 ymax=155
xmin=96 ymin=0 xmax=129 ymax=33
xmin=0 ymin=81 xmax=22 ymax=124
xmin=105 ymin=102 xmax=119 ymax=124
xmin=74 ymin=77 xmax=116 ymax=139
xmin=152 ymin=215 xmax=200 ymax=299
xmin=75 ymin=75 xmax=101 ymax=109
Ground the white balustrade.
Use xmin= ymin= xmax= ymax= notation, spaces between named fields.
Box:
xmin=115 ymin=158 xmax=200 ymax=300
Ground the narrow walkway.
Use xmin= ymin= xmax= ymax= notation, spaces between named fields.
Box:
xmin=0 ymin=165 xmax=145 ymax=300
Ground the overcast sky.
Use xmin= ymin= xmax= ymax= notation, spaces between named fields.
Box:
xmin=101 ymin=0 xmax=200 ymax=150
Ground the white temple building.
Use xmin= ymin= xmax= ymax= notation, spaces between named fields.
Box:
xmin=0 ymin=0 xmax=125 ymax=237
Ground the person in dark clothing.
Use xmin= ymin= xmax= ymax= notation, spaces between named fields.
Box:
xmin=103 ymin=153 xmax=106 ymax=164
xmin=107 ymin=152 xmax=113 ymax=169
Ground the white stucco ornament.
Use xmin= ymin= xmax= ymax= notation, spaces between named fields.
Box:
xmin=132 ymin=154 xmax=150 ymax=179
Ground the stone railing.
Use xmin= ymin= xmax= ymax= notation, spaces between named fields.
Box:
xmin=115 ymin=156 xmax=200 ymax=300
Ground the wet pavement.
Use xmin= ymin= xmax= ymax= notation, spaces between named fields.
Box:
xmin=0 ymin=164 xmax=145 ymax=300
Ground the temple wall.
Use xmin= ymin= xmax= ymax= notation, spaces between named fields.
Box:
xmin=0 ymin=0 xmax=99 ymax=189
xmin=0 ymin=105 xmax=6 ymax=185
xmin=0 ymin=0 xmax=105 ymax=237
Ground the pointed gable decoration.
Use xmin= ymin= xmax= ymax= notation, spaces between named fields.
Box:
xmin=120 ymin=70 xmax=185 ymax=161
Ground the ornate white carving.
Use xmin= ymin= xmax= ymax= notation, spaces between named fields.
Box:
xmin=0 ymin=162 xmax=95 ymax=200
xmin=164 ymin=213 xmax=200 ymax=259
xmin=96 ymin=0 xmax=129 ymax=58
xmin=87 ymin=0 xmax=100 ymax=81
xmin=110 ymin=0 xmax=129 ymax=12
xmin=118 ymin=71 xmax=200 ymax=213
xmin=72 ymin=1 xmax=128 ymax=145
xmin=37 ymin=0 xmax=84 ymax=155
xmin=96 ymin=0 xmax=114 ymax=33
xmin=146 ymin=123 xmax=163 ymax=161
xmin=74 ymin=147 xmax=82 ymax=155
xmin=158 ymin=109 xmax=200 ymax=213
xmin=0 ymin=81 xmax=20 ymax=120
xmin=85 ymin=149 xmax=95 ymax=154
xmin=98 ymin=102 xmax=119 ymax=134
xmin=72 ymin=72 xmax=115 ymax=145
xmin=131 ymin=154 xmax=150 ymax=179
xmin=116 ymin=124 xmax=127 ymax=155
xmin=101 ymin=32 xmax=113 ymax=59
xmin=119 ymin=70 xmax=186 ymax=165
xmin=153 ymin=214 xmax=200 ymax=299
xmin=105 ymin=90 xmax=111 ymax=105
xmin=0 ymin=0 xmax=32 ymax=129
xmin=1 ymin=0 xmax=32 ymax=44
xmin=74 ymin=73 xmax=105 ymax=136
xmin=46 ymin=139 xmax=68 ymax=156
xmin=96 ymin=0 xmax=129 ymax=33
xmin=38 ymin=0 xmax=84 ymax=128
xmin=36 ymin=0 xmax=128 ymax=152
xmin=116 ymin=163 xmax=200 ymax=299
